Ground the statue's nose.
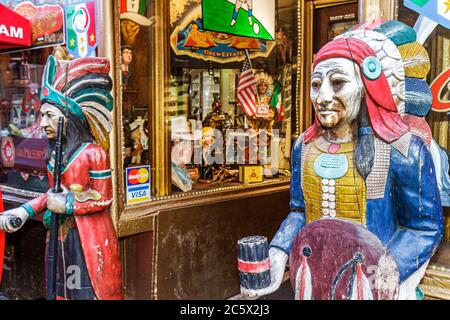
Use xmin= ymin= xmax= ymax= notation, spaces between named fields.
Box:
xmin=41 ymin=117 xmax=49 ymax=127
xmin=317 ymin=96 xmax=333 ymax=108
xmin=317 ymin=84 xmax=333 ymax=108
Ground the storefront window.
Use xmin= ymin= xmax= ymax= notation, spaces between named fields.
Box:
xmin=120 ymin=37 xmax=151 ymax=173
xmin=118 ymin=0 xmax=155 ymax=205
xmin=0 ymin=0 xmax=66 ymax=196
xmin=118 ymin=0 xmax=299 ymax=204
xmin=0 ymin=0 xmax=101 ymax=197
xmin=166 ymin=0 xmax=298 ymax=195
xmin=0 ymin=48 xmax=51 ymax=193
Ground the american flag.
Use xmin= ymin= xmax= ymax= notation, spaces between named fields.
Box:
xmin=237 ymin=54 xmax=256 ymax=117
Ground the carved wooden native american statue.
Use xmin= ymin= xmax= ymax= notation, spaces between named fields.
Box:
xmin=0 ymin=55 xmax=123 ymax=300
xmin=240 ymin=20 xmax=444 ymax=300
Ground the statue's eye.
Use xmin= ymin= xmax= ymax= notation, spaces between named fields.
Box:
xmin=311 ymin=80 xmax=321 ymax=89
xmin=331 ymin=78 xmax=347 ymax=86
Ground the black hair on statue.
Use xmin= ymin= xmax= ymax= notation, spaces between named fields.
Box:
xmin=355 ymin=99 xmax=375 ymax=180
xmin=44 ymin=104 xmax=94 ymax=165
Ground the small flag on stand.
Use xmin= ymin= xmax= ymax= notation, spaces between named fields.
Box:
xmin=237 ymin=51 xmax=257 ymax=117
xmin=270 ymin=81 xmax=284 ymax=121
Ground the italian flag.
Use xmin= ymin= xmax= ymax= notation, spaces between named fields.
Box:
xmin=270 ymin=81 xmax=284 ymax=121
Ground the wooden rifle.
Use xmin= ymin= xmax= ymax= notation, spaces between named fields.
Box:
xmin=47 ymin=116 xmax=64 ymax=300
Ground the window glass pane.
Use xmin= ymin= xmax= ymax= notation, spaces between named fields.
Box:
xmin=169 ymin=0 xmax=297 ymax=194
xmin=0 ymin=0 xmax=99 ymax=196
xmin=0 ymin=48 xmax=51 ymax=193
xmin=119 ymin=1 xmax=154 ymax=202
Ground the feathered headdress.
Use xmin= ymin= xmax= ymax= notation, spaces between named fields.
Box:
xmin=342 ymin=20 xmax=432 ymax=117
xmin=40 ymin=55 xmax=114 ymax=150
xmin=304 ymin=20 xmax=433 ymax=145
xmin=254 ymin=72 xmax=274 ymax=96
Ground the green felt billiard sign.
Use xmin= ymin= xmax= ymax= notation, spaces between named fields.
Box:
xmin=408 ymin=0 xmax=431 ymax=7
xmin=202 ymin=0 xmax=275 ymax=41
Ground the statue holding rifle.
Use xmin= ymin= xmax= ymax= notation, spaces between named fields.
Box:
xmin=0 ymin=54 xmax=123 ymax=300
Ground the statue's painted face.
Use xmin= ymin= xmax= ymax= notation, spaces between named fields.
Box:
xmin=257 ymin=81 xmax=268 ymax=95
xmin=311 ymin=58 xmax=364 ymax=129
xmin=122 ymin=49 xmax=133 ymax=66
xmin=202 ymin=128 xmax=215 ymax=146
xmin=40 ymin=103 xmax=66 ymax=140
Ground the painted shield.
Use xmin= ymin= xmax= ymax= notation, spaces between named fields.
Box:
xmin=289 ymin=219 xmax=400 ymax=300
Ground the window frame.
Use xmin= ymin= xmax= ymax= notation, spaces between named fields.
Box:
xmin=112 ymin=0 xmax=305 ymax=225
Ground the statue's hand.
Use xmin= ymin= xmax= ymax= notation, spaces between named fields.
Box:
xmin=149 ymin=16 xmax=157 ymax=26
xmin=47 ymin=186 xmax=68 ymax=214
xmin=0 ymin=207 xmax=29 ymax=233
xmin=240 ymin=247 xmax=288 ymax=297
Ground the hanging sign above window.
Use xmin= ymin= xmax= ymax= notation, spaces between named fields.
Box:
xmin=202 ymin=0 xmax=275 ymax=41
xmin=170 ymin=6 xmax=275 ymax=64
xmin=13 ymin=1 xmax=65 ymax=51
xmin=0 ymin=3 xmax=32 ymax=50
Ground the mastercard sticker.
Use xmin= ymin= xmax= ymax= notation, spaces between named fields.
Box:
xmin=126 ymin=165 xmax=151 ymax=205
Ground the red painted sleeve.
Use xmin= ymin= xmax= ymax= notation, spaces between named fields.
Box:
xmin=22 ymin=193 xmax=48 ymax=218
xmin=72 ymin=145 xmax=113 ymax=216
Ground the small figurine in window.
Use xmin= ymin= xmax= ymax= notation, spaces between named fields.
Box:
xmin=171 ymin=117 xmax=194 ymax=192
xmin=248 ymin=73 xmax=276 ymax=134
xmin=203 ymin=99 xmax=233 ymax=168
xmin=198 ymin=126 xmax=215 ymax=184
xmin=276 ymin=28 xmax=292 ymax=65
xmin=121 ymin=45 xmax=133 ymax=86
xmin=130 ymin=121 xmax=143 ymax=165
xmin=203 ymin=99 xmax=234 ymax=135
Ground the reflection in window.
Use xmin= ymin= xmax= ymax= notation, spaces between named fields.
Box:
xmin=119 ymin=0 xmax=155 ymax=203
xmin=0 ymin=49 xmax=51 ymax=193
xmin=168 ymin=0 xmax=297 ymax=194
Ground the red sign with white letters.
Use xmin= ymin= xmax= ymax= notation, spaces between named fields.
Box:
xmin=0 ymin=3 xmax=32 ymax=49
